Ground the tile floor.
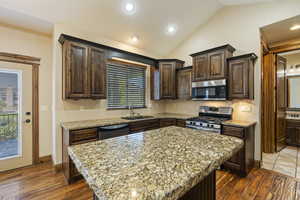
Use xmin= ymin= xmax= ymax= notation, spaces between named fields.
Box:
xmin=262 ymin=146 xmax=300 ymax=179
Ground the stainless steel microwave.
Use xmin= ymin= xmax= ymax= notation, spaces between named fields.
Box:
xmin=192 ymin=79 xmax=227 ymax=101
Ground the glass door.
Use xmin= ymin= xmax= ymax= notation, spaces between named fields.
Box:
xmin=0 ymin=70 xmax=20 ymax=159
xmin=0 ymin=62 xmax=32 ymax=171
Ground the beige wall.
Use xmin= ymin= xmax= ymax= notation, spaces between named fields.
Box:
xmin=282 ymin=52 xmax=300 ymax=73
xmin=0 ymin=25 xmax=53 ymax=157
xmin=52 ymin=24 xmax=166 ymax=164
xmin=165 ymin=1 xmax=300 ymax=160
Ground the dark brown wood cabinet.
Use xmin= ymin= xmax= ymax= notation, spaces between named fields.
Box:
xmin=89 ymin=47 xmax=106 ymax=99
xmin=227 ymin=53 xmax=257 ymax=100
xmin=176 ymin=67 xmax=192 ymax=100
xmin=64 ymin=42 xmax=89 ymax=99
xmin=190 ymin=45 xmax=235 ymax=81
xmin=62 ymin=40 xmax=106 ymax=99
xmin=159 ymin=62 xmax=177 ymax=99
xmin=221 ymin=123 xmax=255 ymax=177
xmin=129 ymin=119 xmax=160 ymax=133
xmin=151 ymin=59 xmax=184 ymax=100
xmin=176 ymin=119 xmax=186 ymax=127
xmin=286 ymin=119 xmax=300 ymax=146
xmin=192 ymin=54 xmax=208 ymax=81
xmin=160 ymin=118 xmax=177 ymax=127
xmin=208 ymin=50 xmax=226 ymax=80
xmin=62 ymin=128 xmax=98 ymax=184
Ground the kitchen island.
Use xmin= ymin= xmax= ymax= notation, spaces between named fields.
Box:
xmin=68 ymin=126 xmax=243 ymax=200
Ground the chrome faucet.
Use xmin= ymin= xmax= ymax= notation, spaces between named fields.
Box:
xmin=128 ymin=105 xmax=135 ymax=117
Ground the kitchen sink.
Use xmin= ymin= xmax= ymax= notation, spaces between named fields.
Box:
xmin=121 ymin=116 xmax=154 ymax=120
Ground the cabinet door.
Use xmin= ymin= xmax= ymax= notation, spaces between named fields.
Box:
xmin=192 ymin=54 xmax=208 ymax=81
xmin=176 ymin=119 xmax=186 ymax=128
xmin=224 ymin=148 xmax=244 ymax=171
xmin=160 ymin=119 xmax=176 ymax=127
xmin=159 ymin=62 xmax=176 ymax=99
xmin=228 ymin=59 xmax=249 ymax=99
xmin=286 ymin=127 xmax=298 ymax=146
xmin=208 ymin=50 xmax=225 ymax=79
xmin=177 ymin=69 xmax=192 ymax=100
xmin=89 ymin=47 xmax=106 ymax=99
xmin=129 ymin=119 xmax=160 ymax=133
xmin=66 ymin=42 xmax=89 ymax=98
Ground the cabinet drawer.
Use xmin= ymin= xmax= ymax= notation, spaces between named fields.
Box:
xmin=286 ymin=120 xmax=300 ymax=128
xmin=160 ymin=119 xmax=176 ymax=127
xmin=129 ymin=119 xmax=160 ymax=133
xmin=176 ymin=119 xmax=186 ymax=128
xmin=70 ymin=128 xmax=98 ymax=144
xmin=70 ymin=158 xmax=80 ymax=177
xmin=222 ymin=126 xmax=244 ymax=138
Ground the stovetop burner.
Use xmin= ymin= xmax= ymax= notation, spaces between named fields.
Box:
xmin=187 ymin=117 xmax=228 ymax=124
xmin=185 ymin=106 xmax=233 ymax=133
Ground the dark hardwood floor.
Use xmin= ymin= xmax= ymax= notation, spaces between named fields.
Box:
xmin=0 ymin=161 xmax=299 ymax=200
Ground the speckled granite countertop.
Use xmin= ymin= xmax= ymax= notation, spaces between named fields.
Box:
xmin=61 ymin=113 xmax=195 ymax=131
xmin=222 ymin=120 xmax=257 ymax=128
xmin=68 ymin=126 xmax=243 ymax=200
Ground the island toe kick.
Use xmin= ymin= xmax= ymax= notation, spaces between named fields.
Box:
xmin=93 ymin=170 xmax=216 ymax=200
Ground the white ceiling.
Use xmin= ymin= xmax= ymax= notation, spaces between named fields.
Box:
xmin=0 ymin=0 xmax=278 ymax=56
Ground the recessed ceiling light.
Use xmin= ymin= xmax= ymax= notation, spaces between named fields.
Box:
xmin=290 ymin=24 xmax=300 ymax=31
xmin=168 ymin=26 xmax=175 ymax=33
xmin=122 ymin=0 xmax=136 ymax=15
xmin=125 ymin=3 xmax=134 ymax=12
xmin=131 ymin=35 xmax=139 ymax=43
xmin=166 ymin=24 xmax=178 ymax=35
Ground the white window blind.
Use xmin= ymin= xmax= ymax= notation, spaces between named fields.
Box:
xmin=107 ymin=63 xmax=145 ymax=109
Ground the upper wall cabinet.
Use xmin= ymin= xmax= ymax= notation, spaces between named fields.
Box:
xmin=62 ymin=40 xmax=106 ymax=100
xmin=151 ymin=59 xmax=184 ymax=100
xmin=190 ymin=45 xmax=235 ymax=81
xmin=89 ymin=47 xmax=106 ymax=99
xmin=227 ymin=53 xmax=257 ymax=100
xmin=176 ymin=67 xmax=192 ymax=100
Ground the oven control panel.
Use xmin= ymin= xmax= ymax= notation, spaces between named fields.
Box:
xmin=286 ymin=112 xmax=300 ymax=120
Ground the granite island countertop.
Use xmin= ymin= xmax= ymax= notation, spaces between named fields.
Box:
xmin=61 ymin=113 xmax=195 ymax=131
xmin=68 ymin=126 xmax=243 ymax=200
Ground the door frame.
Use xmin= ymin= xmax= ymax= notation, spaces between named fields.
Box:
xmin=0 ymin=52 xmax=40 ymax=164
xmin=261 ymin=36 xmax=300 ymax=154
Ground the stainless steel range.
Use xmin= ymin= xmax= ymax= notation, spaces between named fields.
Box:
xmin=186 ymin=106 xmax=233 ymax=133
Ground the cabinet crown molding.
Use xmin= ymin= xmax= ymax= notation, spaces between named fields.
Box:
xmin=156 ymin=59 xmax=185 ymax=64
xmin=227 ymin=53 xmax=258 ymax=61
xmin=190 ymin=44 xmax=236 ymax=57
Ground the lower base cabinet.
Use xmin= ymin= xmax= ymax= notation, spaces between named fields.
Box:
xmin=129 ymin=119 xmax=160 ymax=133
xmin=176 ymin=119 xmax=186 ymax=127
xmin=286 ymin=119 xmax=300 ymax=146
xmin=160 ymin=118 xmax=176 ymax=127
xmin=62 ymin=128 xmax=98 ymax=184
xmin=221 ymin=124 xmax=255 ymax=177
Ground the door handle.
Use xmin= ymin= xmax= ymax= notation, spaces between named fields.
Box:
xmin=24 ymin=119 xmax=31 ymax=124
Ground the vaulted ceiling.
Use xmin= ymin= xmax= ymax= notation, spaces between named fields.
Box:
xmin=0 ymin=0 xmax=278 ymax=56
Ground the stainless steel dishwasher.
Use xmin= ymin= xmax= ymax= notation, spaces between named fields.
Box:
xmin=98 ymin=124 xmax=129 ymax=140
